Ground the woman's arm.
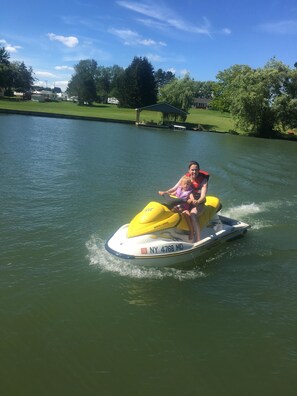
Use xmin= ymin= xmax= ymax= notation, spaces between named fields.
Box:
xmin=193 ymin=181 xmax=208 ymax=205
xmin=187 ymin=192 xmax=195 ymax=204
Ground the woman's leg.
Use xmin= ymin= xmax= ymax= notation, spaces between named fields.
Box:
xmin=190 ymin=204 xmax=205 ymax=242
xmin=190 ymin=212 xmax=200 ymax=242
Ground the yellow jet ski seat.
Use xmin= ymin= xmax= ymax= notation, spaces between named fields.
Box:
xmin=127 ymin=196 xmax=221 ymax=238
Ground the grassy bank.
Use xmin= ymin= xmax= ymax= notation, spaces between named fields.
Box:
xmin=0 ymin=99 xmax=237 ymax=132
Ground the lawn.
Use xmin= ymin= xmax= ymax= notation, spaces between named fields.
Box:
xmin=0 ymin=99 xmax=237 ymax=132
xmin=187 ymin=108 xmax=236 ymax=132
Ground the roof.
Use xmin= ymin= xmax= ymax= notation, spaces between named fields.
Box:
xmin=193 ymin=97 xmax=212 ymax=104
xmin=136 ymin=102 xmax=188 ymax=115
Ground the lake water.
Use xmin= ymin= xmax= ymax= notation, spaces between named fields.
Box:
xmin=1 ymin=114 xmax=297 ymax=395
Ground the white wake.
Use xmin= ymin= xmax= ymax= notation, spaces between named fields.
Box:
xmin=86 ymin=235 xmax=206 ymax=280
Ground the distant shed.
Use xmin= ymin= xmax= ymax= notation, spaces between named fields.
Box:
xmin=135 ymin=102 xmax=188 ymax=125
xmin=193 ymin=97 xmax=212 ymax=109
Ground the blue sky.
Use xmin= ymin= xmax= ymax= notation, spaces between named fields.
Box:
xmin=1 ymin=0 xmax=296 ymax=91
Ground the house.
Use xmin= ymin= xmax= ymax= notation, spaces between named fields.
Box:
xmin=31 ymin=90 xmax=60 ymax=102
xmin=193 ymin=97 xmax=212 ymax=109
xmin=13 ymin=92 xmax=24 ymax=98
xmin=107 ymin=97 xmax=119 ymax=105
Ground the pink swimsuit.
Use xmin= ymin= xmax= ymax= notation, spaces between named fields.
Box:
xmin=174 ymin=186 xmax=192 ymax=211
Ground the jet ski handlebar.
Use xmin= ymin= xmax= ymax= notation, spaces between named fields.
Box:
xmin=159 ymin=194 xmax=184 ymax=209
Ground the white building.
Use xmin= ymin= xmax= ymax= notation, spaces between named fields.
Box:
xmin=31 ymin=90 xmax=60 ymax=102
xmin=107 ymin=97 xmax=119 ymax=105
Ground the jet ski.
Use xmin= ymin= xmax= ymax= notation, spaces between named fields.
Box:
xmin=105 ymin=196 xmax=250 ymax=267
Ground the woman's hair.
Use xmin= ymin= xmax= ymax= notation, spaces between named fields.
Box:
xmin=188 ymin=161 xmax=200 ymax=169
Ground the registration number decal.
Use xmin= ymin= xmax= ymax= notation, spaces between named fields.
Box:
xmin=140 ymin=244 xmax=184 ymax=255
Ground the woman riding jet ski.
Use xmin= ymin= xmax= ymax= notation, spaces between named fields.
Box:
xmin=159 ymin=161 xmax=210 ymax=243
xmin=105 ymin=160 xmax=250 ymax=267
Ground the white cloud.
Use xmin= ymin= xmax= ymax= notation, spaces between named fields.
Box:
xmin=167 ymin=16 xmax=211 ymax=35
xmin=35 ymin=71 xmax=56 ymax=78
xmin=34 ymin=81 xmax=48 ymax=88
xmin=109 ymin=28 xmax=166 ymax=47
xmin=0 ymin=39 xmax=22 ymax=53
xmin=138 ymin=38 xmax=157 ymax=46
xmin=180 ymin=69 xmax=190 ymax=76
xmin=47 ymin=33 xmax=79 ymax=48
xmin=146 ymin=54 xmax=164 ymax=62
xmin=116 ymin=1 xmax=222 ymax=37
xmin=259 ymin=20 xmax=297 ymax=34
xmin=109 ymin=28 xmax=140 ymax=45
xmin=221 ymin=28 xmax=231 ymax=35
xmin=54 ymin=65 xmax=74 ymax=71
xmin=52 ymin=80 xmax=69 ymax=90
xmin=117 ymin=0 xmax=166 ymax=20
xmin=34 ymin=79 xmax=69 ymax=91
xmin=137 ymin=18 xmax=167 ymax=30
xmin=4 ymin=45 xmax=22 ymax=53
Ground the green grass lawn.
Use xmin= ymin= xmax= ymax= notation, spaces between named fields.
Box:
xmin=187 ymin=108 xmax=236 ymax=132
xmin=0 ymin=99 xmax=237 ymax=132
xmin=0 ymin=100 xmax=136 ymax=120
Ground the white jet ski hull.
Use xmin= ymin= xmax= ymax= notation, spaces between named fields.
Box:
xmin=105 ymin=214 xmax=250 ymax=267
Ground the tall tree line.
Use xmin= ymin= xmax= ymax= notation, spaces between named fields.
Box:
xmin=0 ymin=46 xmax=35 ymax=95
xmin=67 ymin=56 xmax=175 ymax=108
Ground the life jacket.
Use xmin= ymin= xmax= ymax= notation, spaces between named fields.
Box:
xmin=185 ymin=170 xmax=209 ymax=198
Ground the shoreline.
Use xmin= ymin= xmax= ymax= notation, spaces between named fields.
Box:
xmin=1 ymin=108 xmax=296 ymax=141
xmin=0 ymin=108 xmax=135 ymax=125
xmin=0 ymin=108 xmax=217 ymax=131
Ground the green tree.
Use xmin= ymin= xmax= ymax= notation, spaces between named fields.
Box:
xmin=117 ymin=56 xmax=157 ymax=108
xmin=95 ymin=65 xmax=124 ymax=103
xmin=11 ymin=61 xmax=35 ymax=91
xmin=0 ymin=46 xmax=10 ymax=65
xmin=211 ymin=64 xmax=252 ymax=112
xmin=0 ymin=47 xmax=35 ymax=94
xmin=154 ymin=68 xmax=175 ymax=90
xmin=95 ymin=66 xmax=111 ymax=103
xmin=0 ymin=46 xmax=11 ymax=91
xmin=272 ymin=94 xmax=297 ymax=132
xmin=67 ymin=59 xmax=98 ymax=105
xmin=159 ymin=74 xmax=194 ymax=119
xmin=108 ymin=65 xmax=125 ymax=98
xmin=193 ymin=80 xmax=214 ymax=99
xmin=213 ymin=59 xmax=297 ymax=136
